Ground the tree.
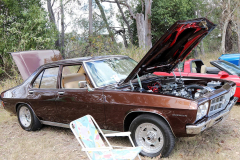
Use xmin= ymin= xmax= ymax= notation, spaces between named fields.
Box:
xmin=103 ymin=0 xmax=152 ymax=48
xmin=47 ymin=0 xmax=60 ymax=48
xmin=123 ymin=0 xmax=152 ymax=48
xmin=0 ymin=0 xmax=57 ymax=77
xmin=95 ymin=0 xmax=116 ymax=43
xmin=60 ymin=0 xmax=65 ymax=57
xmin=89 ymin=0 xmax=93 ymax=36
xmin=237 ymin=10 xmax=240 ymax=52
xmin=150 ymin=0 xmax=194 ymax=44
xmin=115 ymin=0 xmax=133 ymax=44
xmin=220 ymin=0 xmax=238 ymax=54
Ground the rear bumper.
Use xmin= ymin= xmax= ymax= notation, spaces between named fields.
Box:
xmin=186 ymin=97 xmax=238 ymax=135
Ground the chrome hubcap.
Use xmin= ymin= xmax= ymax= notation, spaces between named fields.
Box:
xmin=19 ymin=106 xmax=31 ymax=127
xmin=135 ymin=123 xmax=164 ymax=153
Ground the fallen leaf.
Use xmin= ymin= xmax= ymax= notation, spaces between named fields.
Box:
xmin=179 ymin=154 xmax=183 ymax=158
xmin=216 ymin=148 xmax=221 ymax=154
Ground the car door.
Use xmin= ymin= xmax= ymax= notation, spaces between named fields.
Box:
xmin=27 ymin=66 xmax=59 ymax=122
xmin=54 ymin=64 xmax=106 ymax=127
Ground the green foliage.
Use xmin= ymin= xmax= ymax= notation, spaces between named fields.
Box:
xmin=131 ymin=0 xmax=195 ymax=45
xmin=151 ymin=0 xmax=195 ymax=43
xmin=0 ymin=0 xmax=58 ymax=78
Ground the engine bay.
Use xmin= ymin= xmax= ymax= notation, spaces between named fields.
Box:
xmin=122 ymin=75 xmax=224 ymax=100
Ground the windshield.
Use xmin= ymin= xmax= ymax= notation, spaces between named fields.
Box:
xmin=85 ymin=57 xmax=138 ymax=87
xmin=214 ymin=61 xmax=240 ymax=76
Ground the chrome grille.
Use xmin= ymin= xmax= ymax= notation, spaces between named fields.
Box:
xmin=208 ymin=92 xmax=230 ymax=116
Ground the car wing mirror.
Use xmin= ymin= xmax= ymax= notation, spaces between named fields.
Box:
xmin=78 ymin=81 xmax=87 ymax=88
xmin=218 ymin=71 xmax=229 ymax=78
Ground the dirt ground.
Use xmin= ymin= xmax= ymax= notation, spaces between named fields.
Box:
xmin=0 ymin=103 xmax=240 ymax=160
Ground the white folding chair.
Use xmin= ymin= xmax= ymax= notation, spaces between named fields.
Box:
xmin=70 ymin=115 xmax=142 ymax=160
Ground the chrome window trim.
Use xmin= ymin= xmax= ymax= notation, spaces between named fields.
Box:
xmin=83 ymin=61 xmax=98 ymax=88
xmin=40 ymin=120 xmax=70 ymax=128
xmin=40 ymin=120 xmax=119 ymax=134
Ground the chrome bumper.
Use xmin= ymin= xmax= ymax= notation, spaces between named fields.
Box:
xmin=186 ymin=97 xmax=238 ymax=135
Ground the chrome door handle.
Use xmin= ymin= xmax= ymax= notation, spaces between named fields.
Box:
xmin=58 ymin=91 xmax=64 ymax=95
xmin=29 ymin=90 xmax=34 ymax=94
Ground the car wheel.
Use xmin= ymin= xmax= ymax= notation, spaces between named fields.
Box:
xmin=129 ymin=114 xmax=175 ymax=158
xmin=17 ymin=104 xmax=42 ymax=131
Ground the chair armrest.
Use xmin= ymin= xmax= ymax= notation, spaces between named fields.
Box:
xmin=82 ymin=147 xmax=112 ymax=152
xmin=105 ymin=132 xmax=131 ymax=137
xmin=112 ymin=146 xmax=134 ymax=149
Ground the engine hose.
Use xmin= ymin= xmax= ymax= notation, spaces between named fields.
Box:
xmin=185 ymin=85 xmax=204 ymax=90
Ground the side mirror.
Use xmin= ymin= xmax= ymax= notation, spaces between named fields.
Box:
xmin=78 ymin=81 xmax=87 ymax=88
xmin=218 ymin=71 xmax=229 ymax=78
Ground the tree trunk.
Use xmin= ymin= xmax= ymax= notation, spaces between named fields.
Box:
xmin=89 ymin=0 xmax=93 ymax=36
xmin=221 ymin=16 xmax=231 ymax=54
xmin=60 ymin=0 xmax=65 ymax=58
xmin=200 ymin=41 xmax=205 ymax=55
xmin=221 ymin=0 xmax=232 ymax=54
xmin=225 ymin=22 xmax=232 ymax=52
xmin=47 ymin=0 xmax=60 ymax=48
xmin=144 ymin=0 xmax=152 ymax=48
xmin=47 ymin=0 xmax=56 ymax=25
xmin=237 ymin=10 xmax=240 ymax=52
xmin=95 ymin=0 xmax=116 ymax=43
xmin=115 ymin=0 xmax=133 ymax=45
xmin=121 ymin=29 xmax=128 ymax=48
xmin=194 ymin=48 xmax=198 ymax=57
xmin=136 ymin=13 xmax=145 ymax=48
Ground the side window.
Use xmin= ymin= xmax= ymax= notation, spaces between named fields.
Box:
xmin=40 ymin=67 xmax=59 ymax=89
xmin=62 ymin=65 xmax=86 ymax=89
xmin=32 ymin=67 xmax=59 ymax=89
xmin=33 ymin=72 xmax=43 ymax=88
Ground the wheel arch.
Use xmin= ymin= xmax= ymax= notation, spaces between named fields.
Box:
xmin=15 ymin=102 xmax=31 ymax=112
xmin=123 ymin=111 xmax=176 ymax=137
xmin=15 ymin=102 xmax=42 ymax=123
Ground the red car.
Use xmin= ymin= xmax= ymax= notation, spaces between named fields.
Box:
xmin=155 ymin=59 xmax=240 ymax=101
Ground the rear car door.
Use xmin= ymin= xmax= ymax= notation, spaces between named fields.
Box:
xmin=27 ymin=66 xmax=59 ymax=122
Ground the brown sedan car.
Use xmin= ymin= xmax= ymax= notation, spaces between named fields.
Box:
xmin=1 ymin=18 xmax=238 ymax=157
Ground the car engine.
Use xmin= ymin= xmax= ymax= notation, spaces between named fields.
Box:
xmin=124 ymin=75 xmax=224 ymax=100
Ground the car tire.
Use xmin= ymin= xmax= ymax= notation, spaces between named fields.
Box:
xmin=17 ymin=104 xmax=42 ymax=131
xmin=129 ymin=114 xmax=175 ymax=158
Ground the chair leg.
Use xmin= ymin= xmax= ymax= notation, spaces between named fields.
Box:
xmin=128 ymin=135 xmax=141 ymax=160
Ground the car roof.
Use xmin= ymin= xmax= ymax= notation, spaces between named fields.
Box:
xmin=42 ymin=55 xmax=129 ymax=67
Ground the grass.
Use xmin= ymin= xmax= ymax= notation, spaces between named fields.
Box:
xmin=1 ymin=51 xmax=240 ymax=159
xmin=1 ymin=102 xmax=239 ymax=160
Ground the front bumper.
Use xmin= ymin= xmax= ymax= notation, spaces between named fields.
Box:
xmin=186 ymin=97 xmax=238 ymax=135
